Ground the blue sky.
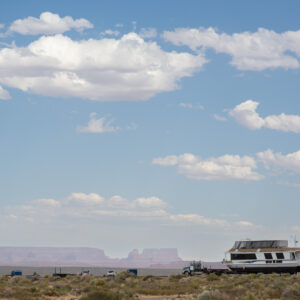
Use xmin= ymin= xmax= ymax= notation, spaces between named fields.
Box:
xmin=1 ymin=0 xmax=300 ymax=260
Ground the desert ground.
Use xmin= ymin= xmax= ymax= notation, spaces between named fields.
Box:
xmin=1 ymin=271 xmax=300 ymax=299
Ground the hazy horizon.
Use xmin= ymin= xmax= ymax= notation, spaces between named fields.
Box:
xmin=1 ymin=0 xmax=300 ymax=261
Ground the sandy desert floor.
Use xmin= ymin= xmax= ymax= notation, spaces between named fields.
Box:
xmin=1 ymin=272 xmax=300 ymax=299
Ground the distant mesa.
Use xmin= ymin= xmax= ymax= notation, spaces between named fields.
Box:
xmin=0 ymin=247 xmax=185 ymax=268
xmin=121 ymin=248 xmax=182 ymax=267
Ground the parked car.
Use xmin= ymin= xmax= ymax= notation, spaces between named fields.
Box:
xmin=11 ymin=270 xmax=22 ymax=276
xmin=105 ymin=270 xmax=117 ymax=277
xmin=126 ymin=269 xmax=138 ymax=276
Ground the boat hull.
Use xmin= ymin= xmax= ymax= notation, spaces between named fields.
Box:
xmin=227 ymin=263 xmax=300 ymax=274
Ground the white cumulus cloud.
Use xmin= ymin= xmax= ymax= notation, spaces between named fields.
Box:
xmin=77 ymin=114 xmax=119 ymax=133
xmin=257 ymin=149 xmax=300 ymax=173
xmin=139 ymin=28 xmax=157 ymax=39
xmin=1 ymin=192 xmax=257 ymax=232
xmin=153 ymin=153 xmax=262 ymax=181
xmin=100 ymin=29 xmax=120 ymax=36
xmin=0 ymin=85 xmax=10 ymax=100
xmin=133 ymin=197 xmax=167 ymax=208
xmin=0 ymin=33 xmax=206 ymax=101
xmin=9 ymin=12 xmax=93 ymax=35
xmin=163 ymin=27 xmax=300 ymax=70
xmin=230 ymin=100 xmax=300 ymax=133
xmin=108 ymin=195 xmax=131 ymax=208
xmin=67 ymin=193 xmax=105 ymax=205
xmin=229 ymin=100 xmax=265 ymax=130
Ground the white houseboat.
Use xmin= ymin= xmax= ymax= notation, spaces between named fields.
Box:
xmin=223 ymin=240 xmax=300 ymax=273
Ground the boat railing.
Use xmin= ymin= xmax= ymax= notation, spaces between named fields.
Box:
xmin=231 ymin=258 xmax=297 ymax=263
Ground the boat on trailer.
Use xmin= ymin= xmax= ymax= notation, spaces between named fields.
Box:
xmin=223 ymin=240 xmax=300 ymax=274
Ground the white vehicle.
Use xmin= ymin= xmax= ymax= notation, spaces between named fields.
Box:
xmin=223 ymin=240 xmax=300 ymax=274
xmin=106 ymin=270 xmax=117 ymax=277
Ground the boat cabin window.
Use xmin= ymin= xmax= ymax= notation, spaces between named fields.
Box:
xmin=264 ymin=253 xmax=272 ymax=259
xmin=290 ymin=252 xmax=296 ymax=260
xmin=276 ymin=253 xmax=284 ymax=259
xmin=233 ymin=240 xmax=288 ymax=249
xmin=231 ymin=253 xmax=257 ymax=260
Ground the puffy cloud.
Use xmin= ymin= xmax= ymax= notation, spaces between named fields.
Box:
xmin=0 ymin=33 xmax=206 ymax=101
xmin=229 ymin=100 xmax=265 ymax=130
xmin=77 ymin=114 xmax=119 ymax=133
xmin=133 ymin=197 xmax=167 ymax=208
xmin=108 ymin=195 xmax=131 ymax=208
xmin=67 ymin=193 xmax=105 ymax=205
xmin=93 ymin=195 xmax=168 ymax=218
xmin=139 ymin=28 xmax=157 ymax=39
xmin=153 ymin=153 xmax=262 ymax=181
xmin=1 ymin=192 xmax=256 ymax=231
xmin=65 ymin=193 xmax=169 ymax=213
xmin=264 ymin=114 xmax=300 ymax=133
xmin=0 ymin=85 xmax=10 ymax=100
xmin=152 ymin=155 xmax=179 ymax=166
xmin=100 ymin=29 xmax=120 ymax=36
xmin=163 ymin=27 xmax=300 ymax=70
xmin=9 ymin=12 xmax=93 ymax=35
xmin=230 ymin=100 xmax=300 ymax=133
xmin=257 ymin=149 xmax=300 ymax=173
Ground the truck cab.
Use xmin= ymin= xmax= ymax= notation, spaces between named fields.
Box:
xmin=182 ymin=261 xmax=203 ymax=276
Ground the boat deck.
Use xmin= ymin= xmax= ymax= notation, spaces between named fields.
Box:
xmin=228 ymin=248 xmax=300 ymax=253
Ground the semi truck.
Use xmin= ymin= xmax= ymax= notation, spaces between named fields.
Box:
xmin=182 ymin=261 xmax=203 ymax=276
xmin=182 ymin=261 xmax=231 ymax=276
